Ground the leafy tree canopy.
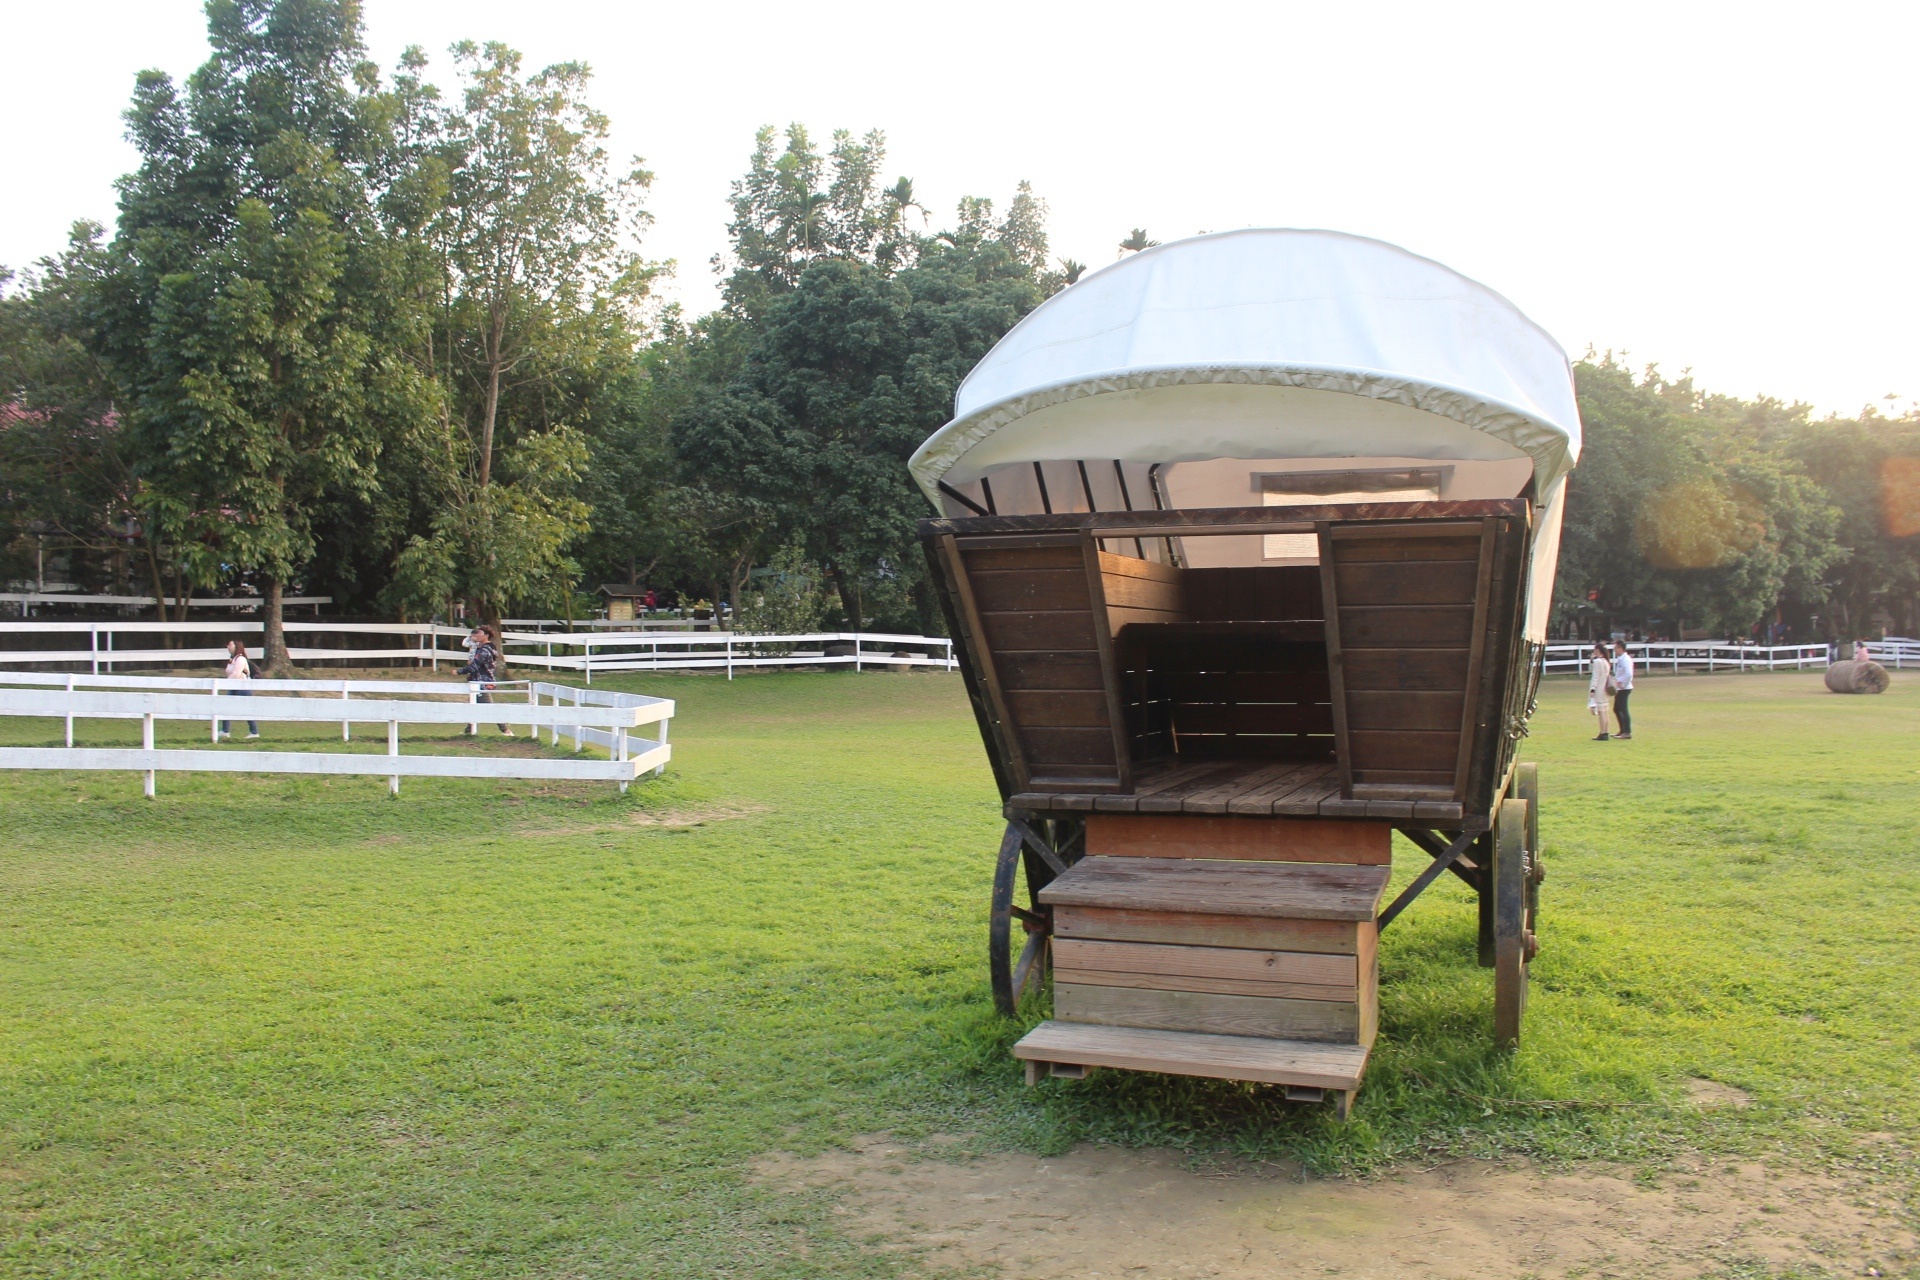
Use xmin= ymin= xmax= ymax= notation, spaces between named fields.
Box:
xmin=1559 ymin=357 xmax=1846 ymax=639
xmin=679 ymin=171 xmax=1057 ymax=630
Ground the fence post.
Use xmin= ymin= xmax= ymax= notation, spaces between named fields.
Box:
xmin=142 ymin=711 xmax=155 ymax=799
xmin=855 ymin=634 xmax=862 ymax=673
xmin=727 ymin=635 xmax=733 ymax=681
xmin=615 ymin=726 xmax=629 ymax=795
xmin=90 ymin=628 xmax=99 ymax=676
xmin=65 ymin=674 xmax=74 ymax=747
xmin=210 ymin=677 xmax=219 ymax=742
xmin=573 ymin=688 xmax=583 ymax=753
xmin=341 ymin=685 xmax=351 ymax=742
xmin=655 ymin=711 xmax=669 ymax=776
xmin=388 ymin=719 xmax=400 ymax=797
xmin=467 ymin=686 xmax=478 ymax=735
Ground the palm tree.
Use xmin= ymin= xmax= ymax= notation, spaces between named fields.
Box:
xmin=1058 ymin=258 xmax=1087 ymax=285
xmin=885 ymin=177 xmax=927 ymax=231
xmin=1118 ymin=228 xmax=1159 ymax=255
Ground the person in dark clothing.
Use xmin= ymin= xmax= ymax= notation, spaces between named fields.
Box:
xmin=461 ymin=626 xmax=513 ymax=735
xmin=1610 ymin=639 xmax=1635 ymax=739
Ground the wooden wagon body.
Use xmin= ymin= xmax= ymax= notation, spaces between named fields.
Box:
xmin=906 ymin=230 xmax=1577 ymax=1113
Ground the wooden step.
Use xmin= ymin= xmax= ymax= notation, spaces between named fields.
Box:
xmin=1014 ymin=1020 xmax=1370 ymax=1091
xmin=1085 ymin=814 xmax=1392 ymax=863
xmin=1038 ymin=856 xmax=1389 ymax=920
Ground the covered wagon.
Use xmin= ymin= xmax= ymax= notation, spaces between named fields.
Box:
xmin=911 ymin=229 xmax=1579 ymax=1116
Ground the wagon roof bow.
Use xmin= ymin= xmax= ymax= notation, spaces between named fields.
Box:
xmin=908 ymin=228 xmax=1582 ymax=507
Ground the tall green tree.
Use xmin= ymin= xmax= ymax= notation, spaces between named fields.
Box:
xmin=91 ymin=0 xmax=440 ymax=671
xmin=1557 ymin=358 xmax=1842 ymax=639
xmin=385 ymin=41 xmax=658 ymax=640
xmin=0 ymin=232 xmax=176 ymax=608
xmin=678 ymin=162 xmax=1057 ymax=631
xmin=1784 ymin=412 xmax=1920 ymax=637
xmin=716 ymin=125 xmax=920 ymax=318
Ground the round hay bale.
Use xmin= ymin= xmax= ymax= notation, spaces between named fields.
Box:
xmin=1825 ymin=659 xmax=1892 ymax=693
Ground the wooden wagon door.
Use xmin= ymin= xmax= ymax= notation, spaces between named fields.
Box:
xmin=939 ymin=533 xmax=1133 ymax=794
xmin=1319 ymin=520 xmax=1497 ymax=802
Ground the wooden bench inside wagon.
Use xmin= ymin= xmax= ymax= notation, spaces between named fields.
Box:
xmin=904 ymin=229 xmax=1580 ymax=1115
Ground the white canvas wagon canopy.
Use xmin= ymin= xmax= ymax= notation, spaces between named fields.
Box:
xmin=909 ymin=228 xmax=1581 ymax=639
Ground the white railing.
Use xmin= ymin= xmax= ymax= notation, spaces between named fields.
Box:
xmin=1 ymin=592 xmax=332 ymax=615
xmin=0 ymin=620 xmax=956 ymax=681
xmin=0 ymin=620 xmax=443 ymax=671
xmin=0 ymin=674 xmax=671 ymax=799
xmin=1544 ymin=641 xmax=1846 ymax=674
xmin=495 ymin=630 xmax=957 ymax=683
xmin=1873 ymin=637 xmax=1920 ymax=667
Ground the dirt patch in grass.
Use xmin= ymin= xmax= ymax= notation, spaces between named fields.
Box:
xmin=515 ymin=801 xmax=765 ymax=836
xmin=1687 ymin=1077 xmax=1755 ymax=1110
xmin=756 ymin=1135 xmax=1916 ymax=1278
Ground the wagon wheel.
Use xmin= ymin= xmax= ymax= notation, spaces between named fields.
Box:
xmin=1514 ymin=762 xmax=1543 ymax=933
xmin=1492 ymin=793 xmax=1535 ymax=1048
xmin=990 ymin=817 xmax=1084 ymax=1017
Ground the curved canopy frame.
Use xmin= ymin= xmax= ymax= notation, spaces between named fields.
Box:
xmin=907 ymin=228 xmax=1581 ymax=640
xmin=909 ymin=228 xmax=1581 ymax=503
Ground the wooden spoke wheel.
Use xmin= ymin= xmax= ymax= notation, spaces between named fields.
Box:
xmin=990 ymin=817 xmax=1084 ymax=1016
xmin=1491 ymin=784 xmax=1539 ymax=1048
xmin=1515 ymin=761 xmax=1544 ymax=933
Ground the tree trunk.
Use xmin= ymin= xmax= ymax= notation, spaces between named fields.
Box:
xmin=262 ymin=578 xmax=293 ymax=676
xmin=143 ymin=539 xmax=168 ymax=624
xmin=486 ymin=604 xmax=507 ymax=676
xmin=479 ymin=309 xmax=508 ymax=489
xmin=169 ymin=560 xmax=190 ymax=624
xmin=728 ymin=551 xmax=753 ymax=629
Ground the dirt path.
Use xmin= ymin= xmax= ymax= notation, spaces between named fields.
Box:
xmin=756 ymin=1135 xmax=1914 ymax=1278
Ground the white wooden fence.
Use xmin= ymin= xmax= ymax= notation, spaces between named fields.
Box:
xmin=0 ymin=620 xmax=955 ymax=681
xmin=1542 ymin=641 xmax=1836 ymax=674
xmin=0 ymin=674 xmax=671 ymax=799
xmin=1543 ymin=639 xmax=1916 ymax=674
xmin=4 ymin=621 xmax=1909 ymax=682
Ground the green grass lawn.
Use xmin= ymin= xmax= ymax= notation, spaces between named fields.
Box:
xmin=0 ymin=668 xmax=1915 ymax=1276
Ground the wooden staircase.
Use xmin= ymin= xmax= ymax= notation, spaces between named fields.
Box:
xmin=1013 ymin=816 xmax=1392 ymax=1116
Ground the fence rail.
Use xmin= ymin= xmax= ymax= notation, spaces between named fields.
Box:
xmin=1544 ymin=639 xmax=1914 ymax=673
xmin=0 ymin=675 xmax=671 ymax=798
xmin=1 ymin=592 xmax=332 ymax=614
xmin=2 ymin=621 xmax=1909 ymax=680
xmin=0 ymin=620 xmax=955 ymax=680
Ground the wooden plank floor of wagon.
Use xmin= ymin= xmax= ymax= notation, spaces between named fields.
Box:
xmin=1011 ymin=755 xmax=1462 ymax=823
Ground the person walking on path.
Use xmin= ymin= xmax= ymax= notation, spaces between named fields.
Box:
xmin=219 ymin=640 xmax=259 ymax=740
xmin=1587 ymin=642 xmax=1614 ymax=739
xmin=461 ymin=626 xmax=514 ymax=736
xmin=1610 ymin=639 xmax=1635 ymax=740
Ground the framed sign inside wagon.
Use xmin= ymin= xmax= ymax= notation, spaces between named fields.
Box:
xmin=911 ymin=229 xmax=1578 ymax=1118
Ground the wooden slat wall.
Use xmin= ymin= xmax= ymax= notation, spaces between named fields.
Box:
xmin=959 ymin=539 xmax=1124 ymax=791
xmin=1098 ymin=551 xmax=1187 ymax=633
xmin=1184 ymin=566 xmax=1322 ymax=622
xmin=1324 ymin=521 xmax=1492 ymax=799
xmin=1126 ymin=629 xmax=1335 ymax=762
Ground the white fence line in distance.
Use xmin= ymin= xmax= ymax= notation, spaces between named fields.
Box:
xmin=4 ymin=621 xmax=1910 ymax=680
xmin=1543 ymin=640 xmax=1914 ymax=674
xmin=0 ymin=621 xmax=955 ymax=681
xmin=0 ymin=676 xmax=670 ymax=799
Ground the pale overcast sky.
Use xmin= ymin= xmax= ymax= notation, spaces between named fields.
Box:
xmin=2 ymin=1 xmax=1913 ymax=417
